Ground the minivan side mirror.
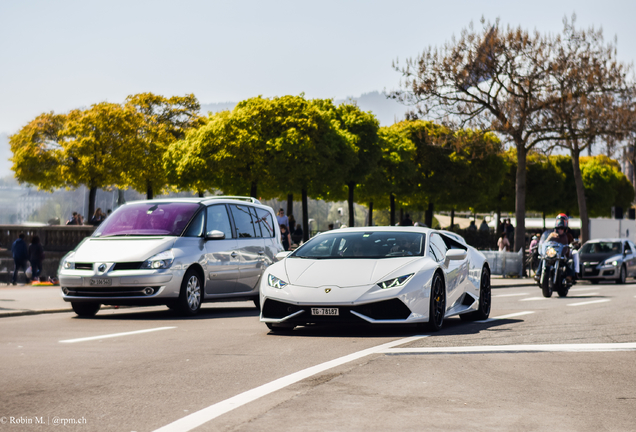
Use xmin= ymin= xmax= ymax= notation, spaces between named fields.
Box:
xmin=205 ymin=230 xmax=226 ymax=240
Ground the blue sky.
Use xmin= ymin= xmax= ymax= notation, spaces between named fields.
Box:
xmin=1 ymin=0 xmax=635 ymax=135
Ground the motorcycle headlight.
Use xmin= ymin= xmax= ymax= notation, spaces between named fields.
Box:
xmin=60 ymin=251 xmax=76 ymax=270
xmin=267 ymin=274 xmax=288 ymax=289
xmin=603 ymin=259 xmax=618 ymax=267
xmin=546 ymin=248 xmax=557 ymax=258
xmin=377 ymin=273 xmax=414 ymax=289
xmin=141 ymin=250 xmax=174 ymax=269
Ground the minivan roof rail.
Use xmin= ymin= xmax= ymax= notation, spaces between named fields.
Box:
xmin=206 ymin=196 xmax=262 ymax=204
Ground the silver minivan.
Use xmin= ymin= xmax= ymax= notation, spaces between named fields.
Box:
xmin=58 ymin=197 xmax=283 ymax=317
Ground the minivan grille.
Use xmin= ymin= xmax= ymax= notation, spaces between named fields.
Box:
xmin=112 ymin=262 xmax=144 ymax=271
xmin=74 ymin=263 xmax=93 ymax=270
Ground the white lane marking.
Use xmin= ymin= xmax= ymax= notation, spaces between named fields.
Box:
xmin=569 ymin=292 xmax=599 ymax=297
xmin=59 ymin=327 xmax=176 ymax=343
xmin=570 ymin=287 xmax=601 ymax=292
xmin=520 ymin=297 xmax=548 ymax=301
xmin=380 ymin=342 xmax=636 ymax=354
xmin=567 ymin=299 xmax=611 ymax=307
xmin=493 ymin=292 xmax=529 ymax=298
xmin=153 ymin=335 xmax=427 ymax=432
xmin=477 ymin=311 xmax=534 ymax=323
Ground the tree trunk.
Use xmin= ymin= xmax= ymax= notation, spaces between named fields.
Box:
xmin=198 ymin=190 xmax=204 ymax=198
xmin=287 ymin=194 xmax=293 ymax=219
xmin=542 ymin=212 xmax=546 ymax=231
xmin=146 ymin=182 xmax=153 ymax=200
xmin=425 ymin=203 xmax=434 ymax=228
xmin=88 ymin=186 xmax=97 ymax=222
xmin=514 ymin=145 xmax=527 ymax=252
xmin=399 ymin=208 xmax=404 ymax=226
xmin=450 ymin=209 xmax=455 ymax=230
xmin=571 ymin=148 xmax=590 ymax=243
xmin=390 ymin=194 xmax=396 ymax=226
xmin=302 ymin=188 xmax=309 ymax=242
xmin=117 ymin=188 xmax=126 ymax=207
xmin=347 ymin=182 xmax=355 ymax=227
xmin=250 ymin=181 xmax=257 ymax=199
xmin=368 ymin=202 xmax=373 ymax=226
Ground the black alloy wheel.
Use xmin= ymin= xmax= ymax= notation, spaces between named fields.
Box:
xmin=427 ymin=272 xmax=446 ymax=331
xmin=71 ymin=302 xmax=101 ymax=317
xmin=460 ymin=266 xmax=491 ymax=321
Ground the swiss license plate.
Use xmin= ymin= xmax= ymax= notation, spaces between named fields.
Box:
xmin=311 ymin=308 xmax=339 ymax=316
xmin=90 ymin=278 xmax=112 ymax=286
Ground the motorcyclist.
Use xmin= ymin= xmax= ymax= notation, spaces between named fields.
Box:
xmin=548 ymin=217 xmax=576 ymax=281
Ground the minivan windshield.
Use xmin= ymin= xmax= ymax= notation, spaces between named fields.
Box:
xmin=291 ymin=231 xmax=425 ymax=259
xmin=94 ymin=202 xmax=201 ymax=237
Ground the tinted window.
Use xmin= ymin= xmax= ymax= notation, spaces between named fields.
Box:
xmin=230 ymin=205 xmax=256 ymax=238
xmin=94 ymin=202 xmax=200 ymax=237
xmin=184 ymin=210 xmax=205 ymax=237
xmin=580 ymin=242 xmax=622 ymax=254
xmin=249 ymin=207 xmax=262 ymax=238
xmin=255 ymin=207 xmax=275 ymax=238
xmin=206 ymin=205 xmax=233 ymax=239
xmin=291 ymin=231 xmax=425 ymax=259
xmin=429 ymin=233 xmax=447 ymax=262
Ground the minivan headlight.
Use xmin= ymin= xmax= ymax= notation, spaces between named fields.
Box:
xmin=60 ymin=252 xmax=76 ymax=271
xmin=142 ymin=250 xmax=174 ymax=269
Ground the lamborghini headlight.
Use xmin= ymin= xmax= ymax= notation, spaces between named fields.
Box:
xmin=377 ymin=273 xmax=414 ymax=289
xmin=267 ymin=274 xmax=288 ymax=289
xmin=141 ymin=250 xmax=174 ymax=269
xmin=546 ymin=247 xmax=557 ymax=258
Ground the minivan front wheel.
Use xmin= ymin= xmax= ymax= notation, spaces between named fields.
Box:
xmin=175 ymin=269 xmax=202 ymax=316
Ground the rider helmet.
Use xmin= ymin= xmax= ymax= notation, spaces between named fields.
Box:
xmin=555 ymin=219 xmax=566 ymax=229
xmin=556 ymin=213 xmax=569 ymax=227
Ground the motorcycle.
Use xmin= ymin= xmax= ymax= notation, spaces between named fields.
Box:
xmin=534 ymin=231 xmax=573 ymax=298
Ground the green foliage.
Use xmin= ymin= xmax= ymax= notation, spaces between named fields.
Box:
xmin=580 ymin=156 xmax=634 ymax=217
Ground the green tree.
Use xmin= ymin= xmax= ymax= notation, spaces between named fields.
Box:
xmin=125 ymin=93 xmax=203 ymax=199
xmin=10 ymin=112 xmax=66 ymax=191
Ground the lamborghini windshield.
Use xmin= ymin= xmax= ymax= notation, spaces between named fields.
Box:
xmin=291 ymin=231 xmax=425 ymax=259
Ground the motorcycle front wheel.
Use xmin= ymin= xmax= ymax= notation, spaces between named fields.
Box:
xmin=541 ymin=270 xmax=553 ymax=298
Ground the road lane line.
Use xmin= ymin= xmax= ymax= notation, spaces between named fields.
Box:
xmin=59 ymin=327 xmax=177 ymax=343
xmin=567 ymin=299 xmax=611 ymax=307
xmin=153 ymin=335 xmax=427 ymax=432
xmin=477 ymin=311 xmax=534 ymax=323
xmin=493 ymin=293 xmax=529 ymax=298
xmin=520 ymin=297 xmax=548 ymax=301
xmin=569 ymin=292 xmax=599 ymax=297
xmin=380 ymin=342 xmax=636 ymax=355
xmin=570 ymin=287 xmax=601 ymax=292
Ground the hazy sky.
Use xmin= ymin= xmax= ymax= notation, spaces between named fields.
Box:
xmin=1 ymin=0 xmax=635 ymax=134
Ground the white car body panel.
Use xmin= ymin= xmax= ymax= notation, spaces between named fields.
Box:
xmin=260 ymin=227 xmax=489 ymax=327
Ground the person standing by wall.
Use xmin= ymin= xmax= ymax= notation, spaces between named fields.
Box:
xmin=280 ymin=224 xmax=292 ymax=251
xmin=11 ymin=233 xmax=29 ymax=285
xmin=28 ymin=236 xmax=44 ymax=282
xmin=276 ymin=209 xmax=289 ymax=232
xmin=497 ymin=232 xmax=510 ymax=252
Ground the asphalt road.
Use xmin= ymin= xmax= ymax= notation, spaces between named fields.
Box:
xmin=1 ymin=280 xmax=635 ymax=432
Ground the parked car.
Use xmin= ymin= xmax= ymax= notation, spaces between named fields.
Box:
xmin=259 ymin=227 xmax=491 ymax=332
xmin=58 ymin=197 xmax=283 ymax=317
xmin=579 ymin=238 xmax=636 ymax=284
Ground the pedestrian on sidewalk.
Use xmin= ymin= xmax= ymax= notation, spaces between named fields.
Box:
xmin=497 ymin=232 xmax=510 ymax=252
xmin=11 ymin=233 xmax=29 ymax=285
xmin=29 ymin=236 xmax=44 ymax=282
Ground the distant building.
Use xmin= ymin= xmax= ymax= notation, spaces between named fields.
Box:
xmin=17 ymin=189 xmax=50 ymax=223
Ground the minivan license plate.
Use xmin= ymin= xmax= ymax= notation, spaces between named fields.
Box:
xmin=311 ymin=308 xmax=339 ymax=316
xmin=90 ymin=278 xmax=112 ymax=286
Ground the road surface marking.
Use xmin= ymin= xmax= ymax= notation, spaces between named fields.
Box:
xmin=59 ymin=327 xmax=176 ymax=343
xmin=520 ymin=297 xmax=548 ymax=301
xmin=153 ymin=335 xmax=427 ymax=432
xmin=569 ymin=292 xmax=599 ymax=297
xmin=477 ymin=311 xmax=534 ymax=323
xmin=493 ymin=293 xmax=529 ymax=298
xmin=380 ymin=342 xmax=636 ymax=355
xmin=567 ymin=299 xmax=611 ymax=307
xmin=570 ymin=287 xmax=601 ymax=292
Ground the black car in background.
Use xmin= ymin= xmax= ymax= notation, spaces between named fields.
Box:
xmin=579 ymin=238 xmax=636 ymax=284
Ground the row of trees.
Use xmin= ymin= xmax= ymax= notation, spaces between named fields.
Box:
xmin=391 ymin=15 xmax=636 ymax=245
xmin=10 ymin=89 xmax=632 ymax=243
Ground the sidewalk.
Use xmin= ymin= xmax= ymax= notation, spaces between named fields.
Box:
xmin=0 ymin=277 xmax=538 ymax=319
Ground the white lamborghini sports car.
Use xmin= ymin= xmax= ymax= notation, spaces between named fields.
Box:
xmin=260 ymin=227 xmax=491 ymax=332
